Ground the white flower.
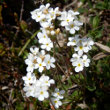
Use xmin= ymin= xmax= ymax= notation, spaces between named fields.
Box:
xmin=41 ymin=38 xmax=53 ymax=51
xmin=40 ymin=3 xmax=50 ymax=14
xmin=74 ymin=44 xmax=88 ymax=56
xmin=72 ymin=59 xmax=84 ymax=72
xmin=35 ymin=58 xmax=46 ymax=72
xmin=44 ymin=54 xmax=55 ymax=69
xmin=58 ymin=11 xmax=74 ymax=26
xmin=51 ymin=98 xmax=62 ymax=108
xmin=68 ymin=10 xmax=79 ymax=18
xmin=52 ymin=88 xmax=65 ymax=99
xmin=70 ymin=53 xmax=81 ymax=63
xmin=25 ymin=53 xmax=37 ymax=72
xmin=37 ymin=31 xmax=49 ymax=44
xmin=82 ymin=55 xmax=90 ymax=67
xmin=49 ymin=7 xmax=61 ymax=16
xmin=82 ymin=37 xmax=94 ymax=51
xmin=67 ymin=35 xmax=79 ymax=46
xmin=38 ymin=50 xmax=46 ymax=60
xmin=23 ymin=84 xmax=36 ymax=97
xmin=37 ymin=87 xmax=49 ymax=101
xmin=40 ymin=19 xmax=51 ymax=28
xmin=65 ymin=20 xmax=83 ymax=34
xmin=30 ymin=47 xmax=39 ymax=55
xmin=39 ymin=74 xmax=55 ymax=87
xmin=47 ymin=8 xmax=56 ymax=20
xmin=22 ymin=72 xmax=36 ymax=85
xmin=33 ymin=79 xmax=49 ymax=101
xmin=47 ymin=7 xmax=61 ymax=21
xmin=31 ymin=10 xmax=45 ymax=22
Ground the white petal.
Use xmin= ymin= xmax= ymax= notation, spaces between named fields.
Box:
xmin=51 ymin=57 xmax=55 ymax=62
xmin=49 ymin=79 xmax=55 ymax=84
xmin=74 ymin=26 xmax=79 ymax=30
xmin=44 ymin=91 xmax=49 ymax=98
xmin=75 ymin=67 xmax=80 ymax=72
xmin=70 ymin=29 xmax=75 ymax=34
xmin=38 ymin=95 xmax=44 ymax=101
xmin=51 ymin=64 xmax=55 ymax=68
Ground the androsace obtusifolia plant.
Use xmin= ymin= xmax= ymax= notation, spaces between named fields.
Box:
xmin=22 ymin=3 xmax=94 ymax=109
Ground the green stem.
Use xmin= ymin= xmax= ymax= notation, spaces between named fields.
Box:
xmin=18 ymin=31 xmax=38 ymax=56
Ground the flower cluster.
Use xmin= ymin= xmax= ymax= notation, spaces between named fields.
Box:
xmin=22 ymin=73 xmax=55 ymax=101
xmin=67 ymin=35 xmax=94 ymax=72
xmin=31 ymin=3 xmax=61 ymax=52
xmin=31 ymin=3 xmax=61 ymax=28
xmin=22 ymin=2 xmax=94 ymax=109
xmin=25 ymin=47 xmax=55 ymax=73
xmin=58 ymin=10 xmax=83 ymax=34
xmin=51 ymin=88 xmax=65 ymax=108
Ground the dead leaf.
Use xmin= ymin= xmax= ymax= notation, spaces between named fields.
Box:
xmin=95 ymin=42 xmax=110 ymax=53
xmin=93 ymin=52 xmax=109 ymax=60
xmin=77 ymin=101 xmax=89 ymax=109
xmin=66 ymin=104 xmax=71 ymax=110
xmin=68 ymin=84 xmax=79 ymax=95
xmin=2 ymin=86 xmax=8 ymax=90
xmin=56 ymin=33 xmax=66 ymax=47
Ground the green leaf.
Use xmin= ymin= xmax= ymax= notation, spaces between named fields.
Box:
xmin=86 ymin=84 xmax=96 ymax=92
xmin=95 ymin=30 xmax=102 ymax=38
xmin=78 ymin=8 xmax=88 ymax=14
xmin=95 ymin=2 xmax=106 ymax=10
xmin=18 ymin=31 xmax=39 ymax=56
xmin=93 ymin=16 xmax=100 ymax=28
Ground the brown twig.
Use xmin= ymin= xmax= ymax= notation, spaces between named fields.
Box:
xmin=11 ymin=0 xmax=24 ymax=48
xmin=19 ymin=0 xmax=24 ymax=22
xmin=63 ymin=0 xmax=77 ymax=10
xmin=15 ymin=0 xmax=24 ymax=37
xmin=49 ymin=98 xmax=56 ymax=110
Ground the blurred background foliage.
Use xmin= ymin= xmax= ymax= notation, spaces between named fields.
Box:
xmin=0 ymin=0 xmax=110 ymax=110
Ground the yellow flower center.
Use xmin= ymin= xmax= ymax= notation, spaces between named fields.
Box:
xmin=28 ymin=78 xmax=31 ymax=80
xmin=43 ymin=35 xmax=46 ymax=38
xmin=48 ymin=61 xmax=50 ymax=64
xmin=83 ymin=60 xmax=86 ymax=62
xmin=67 ymin=19 xmax=69 ymax=22
xmin=71 ymin=24 xmax=74 ymax=28
xmin=52 ymin=12 xmax=55 ymax=14
xmin=46 ymin=43 xmax=49 ymax=46
xmin=45 ymin=81 xmax=48 ymax=83
xmin=54 ymin=100 xmax=58 ymax=103
xmin=73 ymin=40 xmax=76 ymax=43
xmin=42 ymin=19 xmax=46 ymax=22
xmin=39 ymin=64 xmax=42 ymax=66
xmin=78 ymin=64 xmax=81 ymax=67
xmin=38 ymin=15 xmax=40 ymax=18
xmin=79 ymin=46 xmax=83 ymax=50
xmin=57 ymin=92 xmax=60 ymax=95
xmin=40 ymin=91 xmax=44 ymax=95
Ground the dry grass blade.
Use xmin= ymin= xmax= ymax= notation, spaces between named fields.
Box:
xmin=95 ymin=42 xmax=110 ymax=53
xmin=93 ymin=52 xmax=109 ymax=60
